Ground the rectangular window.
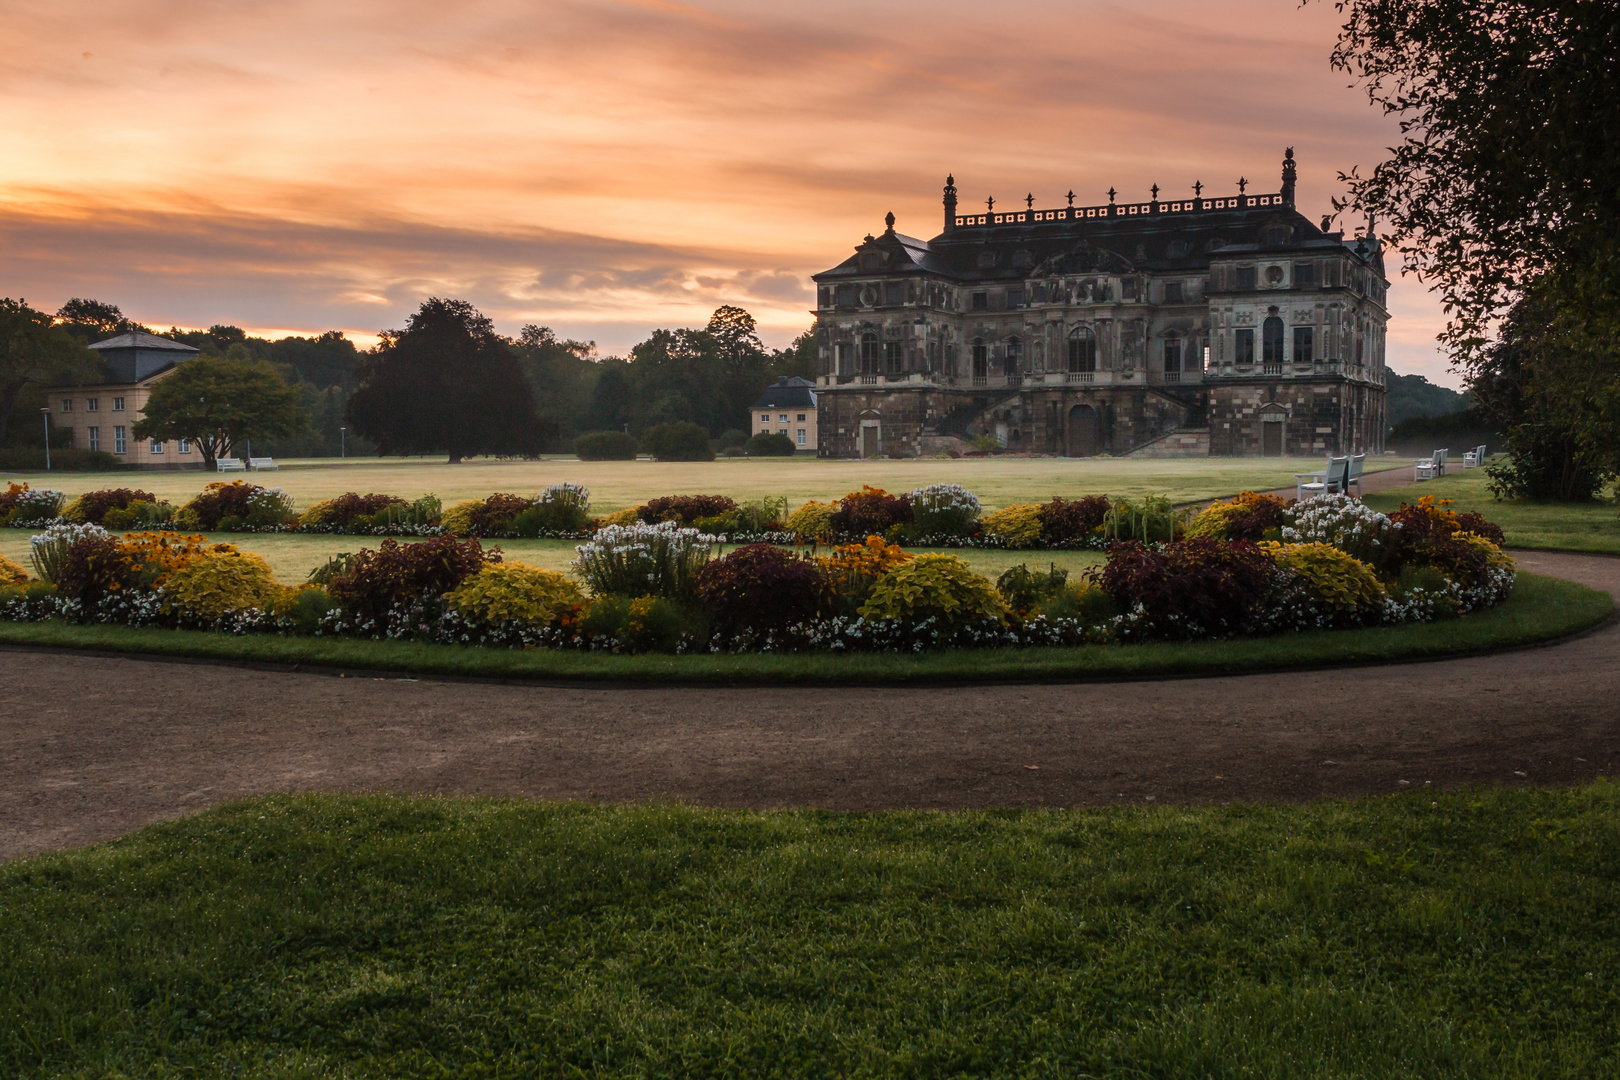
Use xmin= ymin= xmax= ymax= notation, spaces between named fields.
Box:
xmin=1163 ymin=281 xmax=1184 ymax=304
xmin=1006 ymin=288 xmax=1024 ymax=308
xmin=86 ymin=398 xmax=99 ymax=412
xmin=1032 ymin=284 xmax=1047 ymax=303
xmin=178 ymin=438 xmax=191 ymax=454
xmin=797 ymin=429 xmax=806 ymax=446
xmin=883 ymin=281 xmax=903 ymax=305
xmin=114 ymin=426 xmax=126 ymax=454
xmin=1235 ymin=328 xmax=1255 ymax=364
xmin=150 ymin=440 xmax=164 ymax=454
xmin=971 ymin=291 xmax=988 ymax=310
xmin=883 ymin=341 xmax=902 ymax=374
xmin=779 ymin=413 xmax=788 ymax=422
xmin=1293 ymin=262 xmax=1316 ymax=288
xmin=112 ymin=397 xmax=125 ymax=411
xmin=1163 ymin=338 xmax=1182 ymax=372
xmin=1293 ymin=326 xmax=1314 ymax=364
xmin=61 ymin=398 xmax=72 ymax=412
xmin=796 ymin=413 xmax=806 ymax=422
xmin=1235 ymin=266 xmax=1257 ymax=289
xmin=835 ymin=284 xmax=855 ymax=308
xmin=87 ymin=426 xmax=99 ymax=451
xmin=761 ymin=413 xmax=770 ymax=423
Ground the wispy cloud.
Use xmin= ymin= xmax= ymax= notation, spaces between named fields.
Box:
xmin=0 ymin=0 xmax=1454 ymax=379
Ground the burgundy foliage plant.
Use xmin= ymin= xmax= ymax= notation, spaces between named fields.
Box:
xmin=74 ymin=488 xmax=156 ymax=524
xmin=1038 ymin=496 xmax=1112 ymax=542
xmin=638 ymin=494 xmax=737 ymax=525
xmin=694 ymin=543 xmax=831 ymax=637
xmin=327 ymin=536 xmax=500 ymax=620
xmin=1098 ymin=538 xmax=1279 ymax=638
xmin=829 ymin=486 xmax=912 ymax=539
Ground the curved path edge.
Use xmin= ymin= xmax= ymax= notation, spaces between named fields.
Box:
xmin=3 ymin=550 xmax=1617 ymax=860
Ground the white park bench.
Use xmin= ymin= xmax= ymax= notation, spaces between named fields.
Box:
xmin=1344 ymin=452 xmax=1366 ymax=497
xmin=248 ymin=457 xmax=278 ymax=471
xmin=1414 ymin=447 xmax=1448 ymax=481
xmin=1296 ymin=455 xmax=1349 ymax=501
xmin=215 ymin=457 xmax=246 ymax=472
xmin=1463 ymin=444 xmax=1488 ymax=468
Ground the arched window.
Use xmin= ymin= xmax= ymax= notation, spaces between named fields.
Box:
xmin=1262 ymin=317 xmax=1284 ymax=370
xmin=860 ymin=332 xmax=879 ymax=375
xmin=1067 ymin=326 xmax=1097 ymax=373
xmin=971 ymin=339 xmax=988 ymax=383
xmin=1005 ymin=336 xmax=1022 ymax=375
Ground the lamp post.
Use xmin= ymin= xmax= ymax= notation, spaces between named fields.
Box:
xmin=340 ymin=426 xmax=346 ymax=459
xmin=41 ymin=408 xmax=51 ymax=471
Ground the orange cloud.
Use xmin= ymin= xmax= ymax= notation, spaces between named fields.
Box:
xmin=0 ymin=0 xmax=1455 ymax=381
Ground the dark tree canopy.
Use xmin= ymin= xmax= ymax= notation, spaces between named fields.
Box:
xmin=347 ymin=297 xmax=549 ymax=463
xmin=54 ymin=298 xmax=145 ymax=339
xmin=1328 ymin=0 xmax=1620 ymax=498
xmin=132 ymin=355 xmax=307 ymax=469
xmin=0 ymin=298 xmax=100 ymax=444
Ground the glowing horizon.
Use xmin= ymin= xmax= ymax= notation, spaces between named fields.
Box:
xmin=0 ymin=0 xmax=1462 ymax=385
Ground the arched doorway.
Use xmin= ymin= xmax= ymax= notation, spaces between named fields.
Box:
xmin=1067 ymin=404 xmax=1100 ymax=457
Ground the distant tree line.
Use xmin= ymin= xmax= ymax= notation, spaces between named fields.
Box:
xmin=2 ymin=294 xmax=814 ymax=464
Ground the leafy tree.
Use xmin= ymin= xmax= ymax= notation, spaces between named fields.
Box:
xmin=768 ymin=330 xmax=818 ymax=382
xmin=347 ymin=297 xmax=548 ymax=463
xmin=585 ymin=359 xmax=634 ymax=434
xmin=514 ymin=325 xmax=598 ymax=450
xmin=0 ymin=298 xmax=101 ymax=444
xmin=1327 ymin=0 xmax=1620 ymax=498
xmin=1385 ymin=370 xmax=1470 ymax=429
xmin=132 ymin=355 xmax=307 ymax=469
xmin=54 ymin=298 xmax=145 ymax=340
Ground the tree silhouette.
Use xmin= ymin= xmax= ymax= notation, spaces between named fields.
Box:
xmin=347 ymin=298 xmax=548 ymax=463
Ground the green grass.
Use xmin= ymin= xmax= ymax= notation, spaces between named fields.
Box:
xmin=1 ymin=453 xmax=1405 ymax=516
xmin=0 ymin=572 xmax=1606 ymax=685
xmin=4 ymin=786 xmax=1618 ymax=1077
xmin=1367 ymin=468 xmax=1620 ymax=555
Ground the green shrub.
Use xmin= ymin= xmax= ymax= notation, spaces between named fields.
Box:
xmin=306 ymin=552 xmax=358 ymax=586
xmin=278 ymin=586 xmax=339 ymax=634
xmin=444 ymin=562 xmax=584 ymax=625
xmin=375 ymin=494 xmax=442 ymax=530
xmin=981 ymin=503 xmax=1044 ymax=547
xmin=574 ymin=430 xmax=640 ymax=460
xmin=579 ymin=595 xmax=704 ymax=652
xmin=995 ymin=562 xmax=1071 ymax=614
xmin=1265 ymin=542 xmax=1385 ymax=610
xmin=440 ymin=500 xmax=482 ymax=537
xmin=162 ymin=551 xmax=283 ymax=619
xmin=860 ymin=554 xmax=1009 ymax=631
xmin=529 ymin=482 xmax=591 ymax=532
xmin=785 ymin=500 xmax=835 ymax=542
xmin=642 ymin=422 xmax=714 ymax=462
xmin=101 ymin=507 xmax=137 ymax=530
xmin=62 ymin=488 xmax=157 ymax=525
xmin=745 ymin=432 xmax=796 ymax=456
xmin=720 ymin=428 xmax=748 ymax=450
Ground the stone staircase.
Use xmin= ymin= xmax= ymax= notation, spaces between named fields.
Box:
xmin=1127 ymin=427 xmax=1211 ymax=458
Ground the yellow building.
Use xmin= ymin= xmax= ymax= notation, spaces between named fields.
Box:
xmin=50 ymin=332 xmax=205 ymax=470
xmin=750 ymin=376 xmax=818 ymax=454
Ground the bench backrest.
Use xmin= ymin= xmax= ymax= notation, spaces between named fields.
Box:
xmin=248 ymin=457 xmax=275 ymax=465
xmin=1348 ymin=453 xmax=1365 ymax=480
xmin=216 ymin=457 xmax=243 ymax=469
xmin=1328 ymin=455 xmax=1350 ymax=490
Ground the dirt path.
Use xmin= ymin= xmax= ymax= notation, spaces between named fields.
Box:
xmin=2 ymin=551 xmax=1616 ymax=860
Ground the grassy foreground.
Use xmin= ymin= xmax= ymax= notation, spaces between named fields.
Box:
xmin=1366 ymin=468 xmax=1620 ymax=555
xmin=4 ymin=787 xmax=1618 ymax=1077
xmin=0 ymin=572 xmax=1608 ymax=685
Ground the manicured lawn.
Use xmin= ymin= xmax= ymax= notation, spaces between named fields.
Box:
xmin=0 ymin=572 xmax=1606 ymax=685
xmin=0 ymin=453 xmax=1405 ymax=515
xmin=1367 ymin=468 xmax=1620 ymax=555
xmin=4 ymin=787 xmax=1617 ymax=1077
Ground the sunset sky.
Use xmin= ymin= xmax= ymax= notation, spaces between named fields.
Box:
xmin=0 ymin=0 xmax=1458 ymax=384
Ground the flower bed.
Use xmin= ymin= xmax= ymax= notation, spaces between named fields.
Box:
xmin=1 ymin=496 xmax=1520 ymax=658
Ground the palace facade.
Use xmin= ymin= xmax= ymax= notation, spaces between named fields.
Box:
xmin=810 ymin=150 xmax=1387 ymax=458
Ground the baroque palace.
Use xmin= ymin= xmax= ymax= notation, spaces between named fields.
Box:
xmin=811 ymin=150 xmax=1388 ymax=458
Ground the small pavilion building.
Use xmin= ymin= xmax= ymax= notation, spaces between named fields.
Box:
xmin=51 ymin=331 xmax=204 ymax=470
xmin=750 ymin=376 xmax=818 ymax=454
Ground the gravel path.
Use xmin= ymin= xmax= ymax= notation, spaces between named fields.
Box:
xmin=2 ymin=550 xmax=1615 ymax=860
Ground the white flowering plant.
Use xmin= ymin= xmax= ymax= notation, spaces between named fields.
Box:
xmin=1283 ymin=494 xmax=1394 ymax=565
xmin=907 ymin=483 xmax=983 ymax=537
xmin=572 ymin=520 xmax=716 ymax=600
xmin=28 ymin=522 xmax=111 ymax=583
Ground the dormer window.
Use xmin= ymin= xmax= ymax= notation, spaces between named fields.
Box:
xmin=861 ymin=252 xmax=880 ymax=271
xmin=1263 ymin=226 xmax=1288 ymax=246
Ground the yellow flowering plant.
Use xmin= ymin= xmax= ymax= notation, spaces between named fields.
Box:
xmin=1263 ymin=542 xmax=1385 ymax=610
xmin=980 ymin=503 xmax=1045 ymax=547
xmin=443 ymin=561 xmax=585 ymax=626
xmin=859 ymin=553 xmax=1010 ymax=630
xmin=161 ymin=549 xmax=283 ymax=619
